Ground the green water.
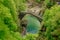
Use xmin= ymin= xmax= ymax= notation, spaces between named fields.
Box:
xmin=23 ymin=14 xmax=41 ymax=34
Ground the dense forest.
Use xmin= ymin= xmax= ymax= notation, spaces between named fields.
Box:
xmin=0 ymin=0 xmax=60 ymax=40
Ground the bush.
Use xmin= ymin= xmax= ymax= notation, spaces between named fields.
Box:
xmin=14 ymin=0 xmax=26 ymax=11
xmin=0 ymin=3 xmax=17 ymax=31
xmin=23 ymin=33 xmax=38 ymax=40
xmin=44 ymin=0 xmax=56 ymax=8
xmin=0 ymin=0 xmax=22 ymax=40
xmin=35 ymin=0 xmax=41 ymax=3
xmin=1 ymin=0 xmax=18 ymax=22
xmin=43 ymin=5 xmax=60 ymax=40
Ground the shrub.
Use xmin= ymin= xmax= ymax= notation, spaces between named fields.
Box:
xmin=35 ymin=0 xmax=41 ymax=3
xmin=0 ymin=0 xmax=22 ymax=40
xmin=0 ymin=3 xmax=17 ymax=31
xmin=43 ymin=5 xmax=60 ymax=40
xmin=23 ymin=33 xmax=38 ymax=40
xmin=0 ymin=0 xmax=18 ymax=22
xmin=44 ymin=0 xmax=56 ymax=8
xmin=14 ymin=0 xmax=26 ymax=11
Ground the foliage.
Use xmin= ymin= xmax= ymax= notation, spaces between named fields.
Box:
xmin=0 ymin=0 xmax=23 ymax=40
xmin=0 ymin=0 xmax=18 ymax=22
xmin=43 ymin=5 xmax=60 ymax=40
xmin=1 ymin=0 xmax=60 ymax=40
xmin=23 ymin=33 xmax=38 ymax=40
xmin=14 ymin=0 xmax=26 ymax=11
xmin=35 ymin=0 xmax=41 ymax=3
xmin=0 ymin=3 xmax=17 ymax=31
xmin=0 ymin=3 xmax=21 ymax=40
xmin=44 ymin=0 xmax=56 ymax=8
xmin=0 ymin=0 xmax=38 ymax=40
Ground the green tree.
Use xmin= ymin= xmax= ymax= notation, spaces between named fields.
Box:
xmin=43 ymin=5 xmax=60 ymax=40
xmin=0 ymin=0 xmax=23 ymax=40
